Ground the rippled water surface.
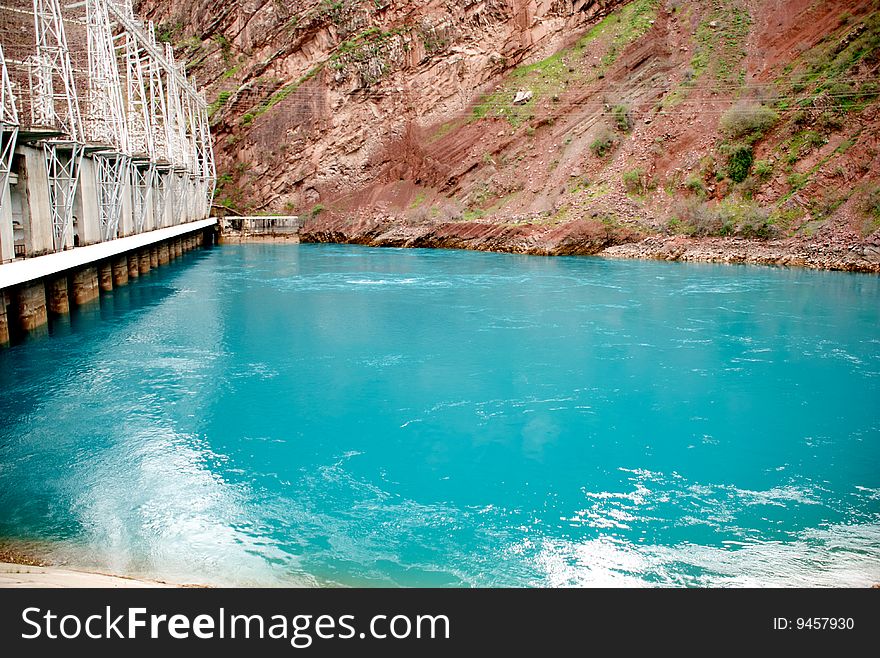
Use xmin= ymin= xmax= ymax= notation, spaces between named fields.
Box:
xmin=1 ymin=244 xmax=878 ymax=587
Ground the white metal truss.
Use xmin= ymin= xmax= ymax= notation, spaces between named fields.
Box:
xmin=153 ymin=168 xmax=169 ymax=227
xmin=0 ymin=44 xmax=20 ymax=216
xmin=31 ymin=0 xmax=84 ymax=251
xmin=145 ymin=23 xmax=169 ymax=164
xmin=31 ymin=0 xmax=82 ymax=140
xmin=85 ymin=0 xmax=127 ymax=151
xmin=44 ymin=142 xmax=83 ymax=250
xmin=95 ymin=152 xmax=128 ymax=241
xmin=122 ymin=29 xmax=152 ymax=158
xmin=131 ymin=161 xmax=155 ymax=232
xmin=2 ymin=0 xmax=215 ymax=252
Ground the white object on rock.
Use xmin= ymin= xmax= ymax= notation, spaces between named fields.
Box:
xmin=513 ymin=90 xmax=534 ymax=105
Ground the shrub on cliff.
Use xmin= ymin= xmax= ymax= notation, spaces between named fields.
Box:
xmin=612 ymin=104 xmax=632 ymax=132
xmin=590 ymin=126 xmax=618 ymax=158
xmin=726 ymin=144 xmax=754 ymax=183
xmin=623 ymin=168 xmax=656 ymax=195
xmin=720 ymin=102 xmax=778 ymax=140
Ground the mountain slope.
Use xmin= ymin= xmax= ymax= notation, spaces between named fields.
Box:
xmin=137 ymin=0 xmax=880 ymax=270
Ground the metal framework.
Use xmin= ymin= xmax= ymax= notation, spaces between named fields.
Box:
xmin=0 ymin=0 xmax=215 ymax=254
xmin=0 ymin=43 xmax=19 ymax=214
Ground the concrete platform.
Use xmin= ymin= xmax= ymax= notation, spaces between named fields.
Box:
xmin=0 ymin=562 xmax=176 ymax=588
xmin=0 ymin=218 xmax=216 ymax=291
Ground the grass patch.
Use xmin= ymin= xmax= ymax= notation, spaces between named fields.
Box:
xmin=471 ymin=0 xmax=659 ymax=126
xmin=409 ymin=191 xmax=427 ymax=209
xmin=253 ymin=65 xmax=323 ymax=118
xmin=208 ymin=90 xmax=234 ymax=118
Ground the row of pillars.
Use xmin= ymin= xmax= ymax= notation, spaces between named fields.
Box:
xmin=0 ymin=231 xmax=211 ymax=346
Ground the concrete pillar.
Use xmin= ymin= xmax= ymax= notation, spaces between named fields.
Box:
xmin=20 ymin=146 xmax=55 ymax=255
xmin=16 ymin=282 xmax=48 ymax=331
xmin=0 ymin=291 xmax=9 ymax=345
xmin=174 ymin=239 xmax=182 ymax=258
xmin=127 ymin=253 xmax=139 ymax=279
xmin=75 ymin=156 xmax=102 ymax=246
xmin=142 ymin=178 xmax=156 ymax=232
xmin=72 ymin=267 xmax=99 ymax=306
xmin=150 ymin=247 xmax=159 ymax=269
xmin=47 ymin=277 xmax=70 ymax=315
xmin=138 ymin=249 xmax=151 ymax=275
xmin=112 ymin=257 xmax=129 ymax=287
xmin=99 ymin=262 xmax=113 ymax=292
xmin=158 ymin=242 xmax=170 ymax=265
xmin=1 ymin=182 xmax=14 ymax=263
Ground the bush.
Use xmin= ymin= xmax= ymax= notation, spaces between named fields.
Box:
xmin=753 ymin=159 xmax=773 ymax=181
xmin=612 ymin=104 xmax=632 ymax=132
xmin=670 ymin=198 xmax=722 ymax=236
xmin=860 ymin=185 xmax=880 ymax=218
xmin=788 ymin=172 xmax=809 ymax=191
xmin=590 ymin=126 xmax=617 ymax=158
xmin=669 ymin=198 xmax=776 ymax=239
xmin=726 ymin=144 xmax=754 ymax=183
xmin=622 ymin=168 xmax=655 ymax=195
xmin=622 ymin=168 xmax=644 ymax=194
xmin=720 ymin=102 xmax=778 ymax=139
xmin=684 ymin=175 xmax=706 ymax=197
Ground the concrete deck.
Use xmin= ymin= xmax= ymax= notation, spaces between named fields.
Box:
xmin=0 ymin=218 xmax=217 ymax=290
xmin=0 ymin=562 xmax=176 ymax=588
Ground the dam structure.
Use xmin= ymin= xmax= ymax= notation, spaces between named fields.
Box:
xmin=0 ymin=0 xmax=215 ymax=345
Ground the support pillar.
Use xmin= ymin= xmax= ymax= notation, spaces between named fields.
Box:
xmin=74 ymin=156 xmax=102 ymax=246
xmin=0 ymin=291 xmax=9 ymax=345
xmin=47 ymin=277 xmax=70 ymax=315
xmin=158 ymin=242 xmax=169 ymax=265
xmin=127 ymin=253 xmax=139 ymax=279
xmin=112 ymin=257 xmax=129 ymax=287
xmin=173 ymin=239 xmax=182 ymax=258
xmin=72 ymin=267 xmax=99 ymax=306
xmin=20 ymin=147 xmax=55 ymax=255
xmin=1 ymin=183 xmax=14 ymax=263
xmin=16 ymin=282 xmax=48 ymax=331
xmin=150 ymin=247 xmax=159 ymax=269
xmin=99 ymin=262 xmax=113 ymax=292
xmin=138 ymin=249 xmax=151 ymax=275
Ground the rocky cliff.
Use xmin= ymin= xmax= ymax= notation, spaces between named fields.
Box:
xmin=136 ymin=0 xmax=880 ymax=270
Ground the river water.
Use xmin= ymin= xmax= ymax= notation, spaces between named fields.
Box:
xmin=1 ymin=244 xmax=878 ymax=586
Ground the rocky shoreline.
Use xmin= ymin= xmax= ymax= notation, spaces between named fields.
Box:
xmin=296 ymin=216 xmax=880 ymax=274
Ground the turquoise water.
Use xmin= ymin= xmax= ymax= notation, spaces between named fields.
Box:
xmin=0 ymin=244 xmax=878 ymax=587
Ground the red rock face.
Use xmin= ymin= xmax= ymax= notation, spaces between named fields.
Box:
xmin=138 ymin=0 xmax=880 ymax=266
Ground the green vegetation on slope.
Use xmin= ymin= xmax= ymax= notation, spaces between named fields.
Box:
xmin=472 ymin=0 xmax=660 ymax=126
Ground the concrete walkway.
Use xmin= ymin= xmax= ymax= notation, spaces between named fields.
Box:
xmin=0 ymin=218 xmax=217 ymax=290
xmin=0 ymin=562 xmax=176 ymax=588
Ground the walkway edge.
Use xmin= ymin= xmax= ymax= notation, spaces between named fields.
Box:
xmin=0 ymin=219 xmax=217 ymax=290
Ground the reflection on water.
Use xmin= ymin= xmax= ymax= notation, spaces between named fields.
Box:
xmin=0 ymin=244 xmax=878 ymax=587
